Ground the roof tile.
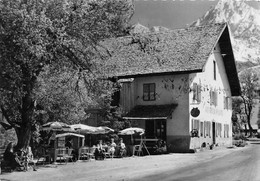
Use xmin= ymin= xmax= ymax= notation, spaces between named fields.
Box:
xmin=101 ymin=23 xmax=226 ymax=77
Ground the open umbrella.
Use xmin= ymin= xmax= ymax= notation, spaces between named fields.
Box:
xmin=118 ymin=127 xmax=145 ymax=136
xmin=119 ymin=127 xmax=145 ymax=147
xmin=70 ymin=124 xmax=97 ymax=134
xmin=42 ymin=121 xmax=72 ymax=131
xmin=94 ymin=126 xmax=114 ymax=134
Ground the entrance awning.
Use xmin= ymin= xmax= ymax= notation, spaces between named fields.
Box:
xmin=123 ymin=104 xmax=177 ymax=120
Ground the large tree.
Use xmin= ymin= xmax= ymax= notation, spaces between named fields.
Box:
xmin=0 ymin=0 xmax=134 ymax=149
xmin=234 ymin=69 xmax=259 ymax=137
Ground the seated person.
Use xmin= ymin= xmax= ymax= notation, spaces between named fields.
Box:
xmin=4 ymin=142 xmax=24 ymax=171
xmin=118 ymin=138 xmax=126 ymax=157
xmin=154 ymin=139 xmax=167 ymax=154
xmin=65 ymin=139 xmax=73 ymax=148
xmin=108 ymin=138 xmax=116 ymax=158
xmin=94 ymin=140 xmax=105 ymax=160
xmin=22 ymin=146 xmax=37 ymax=171
xmin=65 ymin=139 xmax=77 ymax=161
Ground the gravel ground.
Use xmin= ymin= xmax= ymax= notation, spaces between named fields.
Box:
xmin=0 ymin=145 xmax=248 ymax=181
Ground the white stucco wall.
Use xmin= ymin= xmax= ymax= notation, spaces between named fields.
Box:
xmin=189 ymin=43 xmax=233 ymax=148
xmin=130 ymin=74 xmax=190 ymax=136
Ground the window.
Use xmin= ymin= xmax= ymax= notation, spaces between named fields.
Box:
xmin=192 ymin=119 xmax=200 ymax=130
xmin=213 ymin=61 xmax=216 ymax=80
xmin=224 ymin=124 xmax=229 ymax=138
xmin=224 ymin=97 xmax=230 ymax=109
xmin=143 ymin=83 xmax=155 ymax=101
xmin=210 ymin=90 xmax=218 ymax=106
xmin=200 ymin=122 xmax=204 ymax=137
xmin=204 ymin=121 xmax=211 ymax=138
xmin=193 ymin=83 xmax=201 ymax=103
xmin=216 ymin=123 xmax=222 ymax=137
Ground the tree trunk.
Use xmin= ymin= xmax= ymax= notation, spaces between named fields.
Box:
xmin=15 ymin=84 xmax=35 ymax=150
xmin=244 ymin=124 xmax=247 ymax=136
xmin=15 ymin=120 xmax=32 ymax=150
xmin=247 ymin=116 xmax=253 ymax=137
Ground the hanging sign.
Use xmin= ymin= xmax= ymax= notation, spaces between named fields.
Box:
xmin=191 ymin=107 xmax=200 ymax=117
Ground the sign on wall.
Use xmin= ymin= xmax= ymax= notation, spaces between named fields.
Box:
xmin=58 ymin=137 xmax=65 ymax=148
xmin=191 ymin=107 xmax=200 ymax=117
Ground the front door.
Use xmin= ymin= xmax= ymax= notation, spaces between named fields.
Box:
xmin=212 ymin=122 xmax=216 ymax=144
xmin=145 ymin=119 xmax=166 ymax=141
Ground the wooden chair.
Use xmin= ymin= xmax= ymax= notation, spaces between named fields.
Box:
xmin=86 ymin=147 xmax=96 ymax=161
xmin=56 ymin=148 xmax=68 ymax=164
xmin=35 ymin=147 xmax=50 ymax=165
xmin=65 ymin=148 xmax=74 ymax=163
xmin=78 ymin=147 xmax=89 ymax=161
xmin=133 ymin=144 xmax=143 ymax=156
xmin=133 ymin=140 xmax=150 ymax=156
xmin=104 ymin=146 xmax=114 ymax=160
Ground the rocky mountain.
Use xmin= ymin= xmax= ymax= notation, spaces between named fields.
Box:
xmin=130 ymin=23 xmax=170 ymax=34
xmin=190 ymin=0 xmax=260 ymax=64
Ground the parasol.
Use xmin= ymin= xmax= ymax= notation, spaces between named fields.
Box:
xmin=118 ymin=127 xmax=145 ymax=146
xmin=118 ymin=127 xmax=145 ymax=136
xmin=94 ymin=126 xmax=114 ymax=134
xmin=42 ymin=121 xmax=72 ymax=132
xmin=70 ymin=123 xmax=97 ymax=134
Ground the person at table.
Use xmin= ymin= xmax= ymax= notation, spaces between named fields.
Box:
xmin=65 ymin=138 xmax=78 ymax=161
xmin=154 ymin=139 xmax=167 ymax=154
xmin=108 ymin=138 xmax=116 ymax=158
xmin=22 ymin=146 xmax=37 ymax=171
xmin=3 ymin=142 xmax=24 ymax=171
xmin=118 ymin=138 xmax=126 ymax=157
xmin=94 ymin=140 xmax=105 ymax=160
xmin=65 ymin=138 xmax=73 ymax=148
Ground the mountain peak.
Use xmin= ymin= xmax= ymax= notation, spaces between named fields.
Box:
xmin=191 ymin=0 xmax=260 ymax=63
xmin=130 ymin=23 xmax=170 ymax=34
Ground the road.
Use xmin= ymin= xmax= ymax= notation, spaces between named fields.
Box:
xmin=137 ymin=140 xmax=260 ymax=181
xmin=1 ymin=141 xmax=258 ymax=181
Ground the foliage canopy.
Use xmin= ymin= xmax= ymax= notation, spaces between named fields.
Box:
xmin=0 ymin=0 xmax=134 ymax=148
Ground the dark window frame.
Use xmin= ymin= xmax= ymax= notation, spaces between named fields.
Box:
xmin=213 ymin=60 xmax=216 ymax=80
xmin=143 ymin=83 xmax=156 ymax=101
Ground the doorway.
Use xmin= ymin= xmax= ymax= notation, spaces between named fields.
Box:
xmin=212 ymin=122 xmax=216 ymax=144
xmin=145 ymin=119 xmax=166 ymax=141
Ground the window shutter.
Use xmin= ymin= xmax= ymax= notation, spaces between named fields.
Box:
xmin=150 ymin=84 xmax=155 ymax=100
xmin=224 ymin=96 xmax=226 ymax=109
xmin=228 ymin=97 xmax=231 ymax=109
xmin=193 ymin=83 xmax=197 ymax=102
xmin=197 ymin=84 xmax=201 ymax=102
xmin=143 ymin=84 xmax=149 ymax=101
xmin=215 ymin=91 xmax=218 ymax=106
xmin=210 ymin=90 xmax=213 ymax=105
xmin=209 ymin=122 xmax=211 ymax=138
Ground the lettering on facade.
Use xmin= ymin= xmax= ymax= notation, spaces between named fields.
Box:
xmin=205 ymin=106 xmax=223 ymax=116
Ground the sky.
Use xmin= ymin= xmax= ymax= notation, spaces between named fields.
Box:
xmin=131 ymin=0 xmax=260 ymax=29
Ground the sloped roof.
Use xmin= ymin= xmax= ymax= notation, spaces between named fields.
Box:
xmin=123 ymin=104 xmax=177 ymax=119
xmin=100 ymin=23 xmax=240 ymax=96
xmin=102 ymin=23 xmax=226 ymax=77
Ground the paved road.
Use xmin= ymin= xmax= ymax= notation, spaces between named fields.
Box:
xmin=137 ymin=140 xmax=260 ymax=181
